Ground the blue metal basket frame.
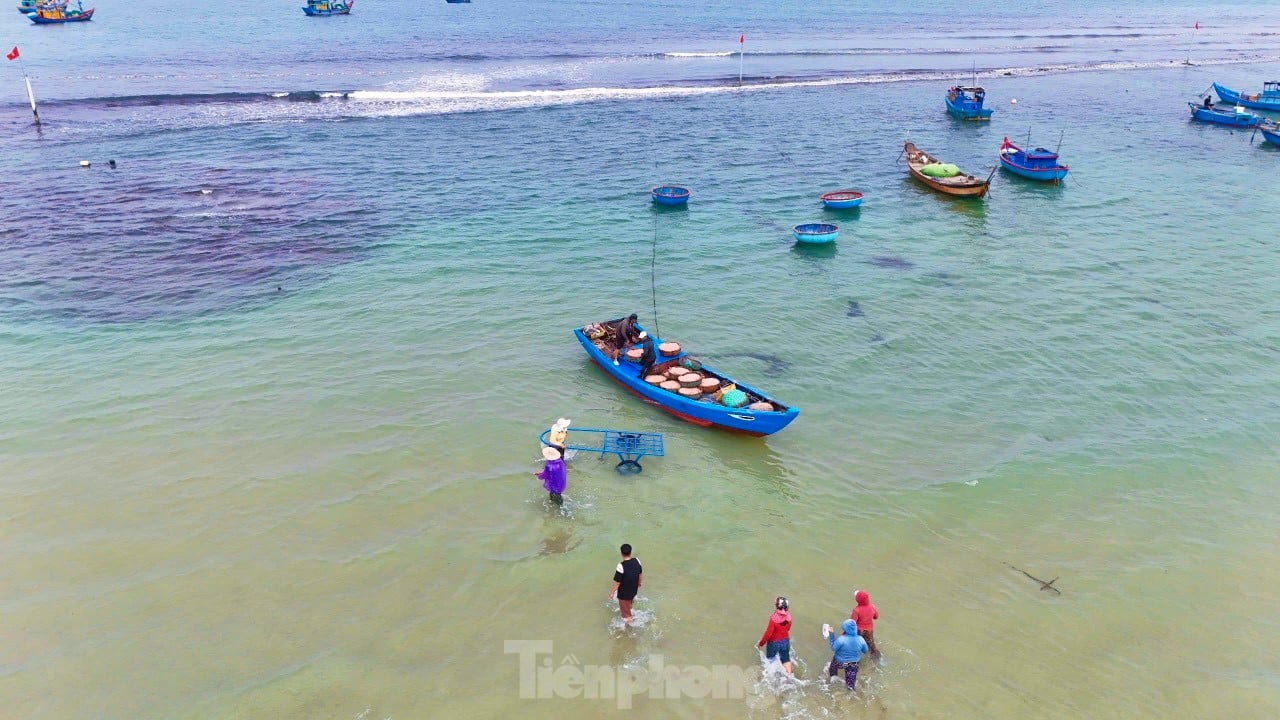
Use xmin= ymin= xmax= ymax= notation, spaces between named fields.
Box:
xmin=539 ymin=426 xmax=665 ymax=473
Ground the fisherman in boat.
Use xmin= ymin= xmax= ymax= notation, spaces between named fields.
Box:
xmin=636 ymin=331 xmax=656 ymax=378
xmin=608 ymin=313 xmax=642 ymax=366
xmin=1203 ymin=95 xmax=1214 ymax=109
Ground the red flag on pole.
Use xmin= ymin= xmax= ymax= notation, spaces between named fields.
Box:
xmin=6 ymin=46 xmax=18 ymax=62
xmin=739 ymin=34 xmax=744 ymax=44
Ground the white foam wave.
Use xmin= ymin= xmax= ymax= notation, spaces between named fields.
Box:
xmin=344 ymin=55 xmax=1280 ymax=118
xmin=663 ymin=51 xmax=735 ymax=58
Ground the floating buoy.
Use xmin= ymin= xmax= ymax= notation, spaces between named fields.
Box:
xmin=200 ymin=188 xmax=213 ymax=195
xmin=1010 ymin=98 xmax=1018 ymax=104
xmin=79 ymin=160 xmax=90 ymax=168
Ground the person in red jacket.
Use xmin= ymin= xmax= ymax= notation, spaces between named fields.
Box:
xmin=756 ymin=596 xmax=793 ymax=675
xmin=850 ymin=589 xmax=881 ymax=659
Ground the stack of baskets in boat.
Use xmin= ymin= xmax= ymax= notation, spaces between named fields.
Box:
xmin=639 ymin=360 xmax=779 ymax=410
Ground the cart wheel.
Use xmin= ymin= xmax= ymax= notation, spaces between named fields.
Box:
xmin=615 ymin=459 xmax=643 ymax=474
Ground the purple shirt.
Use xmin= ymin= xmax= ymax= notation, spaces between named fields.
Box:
xmin=537 ymin=458 xmax=567 ymax=494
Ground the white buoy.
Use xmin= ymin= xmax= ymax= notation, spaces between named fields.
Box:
xmin=79 ymin=160 xmax=90 ymax=168
xmin=1010 ymin=98 xmax=1018 ymax=104
xmin=200 ymin=188 xmax=213 ymax=195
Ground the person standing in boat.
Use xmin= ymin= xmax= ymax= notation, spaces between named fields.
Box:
xmin=609 ymin=313 xmax=642 ymax=366
xmin=636 ymin=331 xmax=657 ymax=378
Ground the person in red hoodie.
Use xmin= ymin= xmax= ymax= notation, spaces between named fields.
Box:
xmin=756 ymin=596 xmax=793 ymax=675
xmin=850 ymin=589 xmax=881 ymax=659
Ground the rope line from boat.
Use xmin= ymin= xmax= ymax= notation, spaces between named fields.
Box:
xmin=650 ymin=213 xmax=660 ymax=340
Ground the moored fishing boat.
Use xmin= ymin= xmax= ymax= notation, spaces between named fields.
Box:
xmin=945 ymin=86 xmax=992 ymax=120
xmin=1188 ymin=102 xmax=1262 ymax=127
xmin=27 ymin=0 xmax=91 ymax=22
xmin=903 ymin=141 xmax=993 ymax=197
xmin=1213 ymin=81 xmax=1280 ymax=112
xmin=17 ymin=0 xmax=60 ymax=13
xmin=998 ymin=136 xmax=1069 ymax=182
xmin=820 ymin=190 xmax=864 ymax=209
xmin=792 ymin=223 xmax=839 ymax=244
xmin=575 ymin=320 xmax=798 ymax=436
xmin=1260 ymin=123 xmax=1280 ymax=146
xmin=651 ymin=185 xmax=690 ymax=205
xmin=302 ymin=0 xmax=352 ymax=16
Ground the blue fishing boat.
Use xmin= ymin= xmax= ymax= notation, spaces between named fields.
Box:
xmin=575 ymin=320 xmax=798 ymax=436
xmin=651 ymin=185 xmax=690 ymax=206
xmin=792 ymin=223 xmax=839 ymax=244
xmin=1260 ymin=123 xmax=1280 ymax=146
xmin=945 ymin=86 xmax=992 ymax=120
xmin=16 ymin=0 xmax=58 ymax=13
xmin=302 ymin=0 xmax=352 ymax=15
xmin=820 ymin=190 xmax=864 ymax=209
xmin=27 ymin=0 xmax=91 ymax=22
xmin=1213 ymin=81 xmax=1280 ymax=112
xmin=1188 ymin=101 xmax=1262 ymax=127
xmin=445 ymin=0 xmax=471 ymax=3
xmin=998 ymin=136 xmax=1069 ymax=182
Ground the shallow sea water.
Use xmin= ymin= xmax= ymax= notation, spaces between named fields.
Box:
xmin=2 ymin=2 xmax=1280 ymax=718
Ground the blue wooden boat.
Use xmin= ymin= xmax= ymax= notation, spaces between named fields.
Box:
xmin=1188 ymin=102 xmax=1262 ymax=127
xmin=820 ymin=190 xmax=864 ymax=209
xmin=651 ymin=185 xmax=690 ymax=205
xmin=17 ymin=0 xmax=58 ymax=13
xmin=998 ymin=136 xmax=1069 ymax=182
xmin=793 ymin=223 xmax=839 ymax=244
xmin=27 ymin=0 xmax=91 ymax=22
xmin=1213 ymin=81 xmax=1280 ymax=112
xmin=945 ymin=86 xmax=992 ymax=120
xmin=1260 ymin=123 xmax=1280 ymax=146
xmin=302 ymin=0 xmax=352 ymax=15
xmin=575 ymin=321 xmax=798 ymax=435
xmin=445 ymin=0 xmax=472 ymax=3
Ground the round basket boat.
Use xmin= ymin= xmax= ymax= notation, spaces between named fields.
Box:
xmin=677 ymin=387 xmax=701 ymax=398
xmin=625 ymin=348 xmax=644 ymax=363
xmin=644 ymin=374 xmax=666 ymax=386
xmin=651 ymin=185 xmax=691 ymax=206
xmin=659 ymin=380 xmax=681 ymax=392
xmin=658 ymin=341 xmax=682 ymax=357
xmin=793 ymin=223 xmax=839 ymax=244
xmin=699 ymin=377 xmax=722 ymax=394
xmin=820 ymin=190 xmax=864 ymax=209
xmin=678 ymin=373 xmax=702 ymax=388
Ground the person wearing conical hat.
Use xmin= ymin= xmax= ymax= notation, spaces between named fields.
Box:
xmin=536 ymin=445 xmax=567 ymax=506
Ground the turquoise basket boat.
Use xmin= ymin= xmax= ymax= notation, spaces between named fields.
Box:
xmin=793 ymin=223 xmax=839 ymax=244
xmin=820 ymin=190 xmax=864 ymax=209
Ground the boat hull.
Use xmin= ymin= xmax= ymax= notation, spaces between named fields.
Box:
xmin=28 ymin=7 xmax=92 ymax=22
xmin=1213 ymin=82 xmax=1280 ymax=112
xmin=998 ymin=138 xmax=1069 ymax=182
xmin=1188 ymin=103 xmax=1261 ymax=127
xmin=651 ymin=186 xmax=690 ymax=205
xmin=1261 ymin=125 xmax=1280 ymax=146
xmin=303 ymin=1 xmax=352 ymax=15
xmin=820 ymin=190 xmax=864 ymax=209
xmin=904 ymin=141 xmax=991 ymax=197
xmin=999 ymin=160 xmax=1069 ymax=182
xmin=574 ymin=327 xmax=798 ymax=436
xmin=945 ymin=91 xmax=992 ymax=120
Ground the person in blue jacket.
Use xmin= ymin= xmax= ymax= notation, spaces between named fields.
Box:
xmin=824 ymin=619 xmax=870 ymax=691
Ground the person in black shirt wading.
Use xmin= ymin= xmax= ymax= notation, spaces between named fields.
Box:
xmin=609 ymin=543 xmax=643 ymax=625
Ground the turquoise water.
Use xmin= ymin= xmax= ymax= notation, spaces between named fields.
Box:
xmin=3 ymin=2 xmax=1280 ymax=718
